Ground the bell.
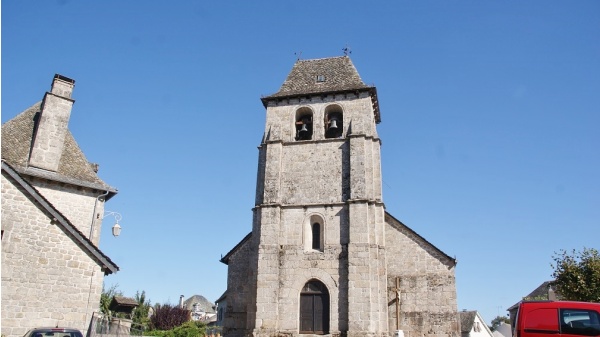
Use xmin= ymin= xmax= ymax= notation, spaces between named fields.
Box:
xmin=300 ymin=124 xmax=308 ymax=132
xmin=329 ymin=119 xmax=338 ymax=129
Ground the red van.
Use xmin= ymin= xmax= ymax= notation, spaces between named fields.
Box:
xmin=513 ymin=301 xmax=600 ymax=337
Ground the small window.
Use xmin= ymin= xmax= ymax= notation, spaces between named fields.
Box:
xmin=316 ymin=75 xmax=325 ymax=82
xmin=312 ymin=223 xmax=320 ymax=250
xmin=305 ymin=215 xmax=324 ymax=252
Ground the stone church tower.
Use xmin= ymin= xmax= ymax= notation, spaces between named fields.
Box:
xmin=220 ymin=56 xmax=459 ymax=337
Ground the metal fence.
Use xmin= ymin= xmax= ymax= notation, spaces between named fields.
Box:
xmin=87 ymin=312 xmax=222 ymax=337
xmin=88 ymin=312 xmax=144 ymax=337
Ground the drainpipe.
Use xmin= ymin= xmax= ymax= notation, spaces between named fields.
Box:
xmin=90 ymin=190 xmax=110 ymax=240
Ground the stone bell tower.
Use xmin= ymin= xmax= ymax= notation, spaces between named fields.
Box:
xmin=243 ymin=56 xmax=388 ymax=337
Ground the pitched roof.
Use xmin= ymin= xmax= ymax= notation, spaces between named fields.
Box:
xmin=460 ymin=310 xmax=478 ymax=333
xmin=109 ymin=296 xmax=138 ymax=313
xmin=459 ymin=311 xmax=494 ymax=336
xmin=507 ymin=280 xmax=560 ymax=311
xmin=220 ymin=232 xmax=252 ymax=265
xmin=261 ymin=56 xmax=381 ymax=122
xmin=1 ymin=160 xmax=119 ymax=274
xmin=1 ymin=102 xmax=117 ymax=197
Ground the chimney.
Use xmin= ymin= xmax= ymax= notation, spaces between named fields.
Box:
xmin=548 ymin=285 xmax=556 ymax=301
xmin=28 ymin=74 xmax=76 ymax=172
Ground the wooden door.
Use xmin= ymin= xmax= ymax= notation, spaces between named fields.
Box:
xmin=299 ymin=281 xmax=329 ymax=334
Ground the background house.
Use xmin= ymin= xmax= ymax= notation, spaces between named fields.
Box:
xmin=506 ymin=281 xmax=560 ymax=323
xmin=492 ymin=322 xmax=513 ymax=337
xmin=460 ymin=311 xmax=494 ymax=337
xmin=1 ymin=75 xmax=119 ymax=337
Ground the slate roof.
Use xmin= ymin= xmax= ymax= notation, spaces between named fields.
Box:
xmin=220 ymin=232 xmax=252 ymax=265
xmin=184 ymin=295 xmax=216 ymax=313
xmin=507 ymin=280 xmax=560 ymax=312
xmin=1 ymin=160 xmax=119 ymax=274
xmin=460 ymin=310 xmax=478 ymax=333
xmin=110 ymin=296 xmax=138 ymax=313
xmin=1 ymin=102 xmax=117 ymax=197
xmin=261 ymin=56 xmax=381 ymax=123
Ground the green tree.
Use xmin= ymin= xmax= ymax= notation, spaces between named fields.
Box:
xmin=551 ymin=247 xmax=600 ymax=302
xmin=132 ymin=290 xmax=152 ymax=329
xmin=489 ymin=315 xmax=510 ymax=331
xmin=100 ymin=284 xmax=123 ymax=317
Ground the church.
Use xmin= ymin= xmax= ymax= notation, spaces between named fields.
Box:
xmin=219 ymin=56 xmax=460 ymax=337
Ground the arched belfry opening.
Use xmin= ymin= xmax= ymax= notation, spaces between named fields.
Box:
xmin=325 ymin=105 xmax=343 ymax=139
xmin=295 ymin=107 xmax=313 ymax=141
xmin=299 ymin=280 xmax=330 ymax=335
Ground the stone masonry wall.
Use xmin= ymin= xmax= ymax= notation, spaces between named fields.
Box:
xmin=30 ymin=176 xmax=104 ymax=245
xmin=276 ymin=205 xmax=346 ymax=334
xmin=1 ymin=173 xmax=104 ymax=337
xmin=241 ymin=92 xmax=388 ymax=336
xmin=260 ymin=94 xmax=380 ymax=207
xmin=223 ymin=238 xmax=253 ymax=337
xmin=385 ymin=217 xmax=460 ymax=337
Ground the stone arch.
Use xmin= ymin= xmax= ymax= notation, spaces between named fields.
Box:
xmin=294 ymin=106 xmax=314 ymax=141
xmin=303 ymin=213 xmax=325 ymax=252
xmin=299 ymin=279 xmax=330 ymax=334
xmin=284 ymin=259 xmax=340 ymax=335
xmin=324 ymin=103 xmax=344 ymax=139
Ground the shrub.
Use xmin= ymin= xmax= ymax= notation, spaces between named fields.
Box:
xmin=150 ymin=304 xmax=191 ymax=331
xmin=146 ymin=321 xmax=206 ymax=337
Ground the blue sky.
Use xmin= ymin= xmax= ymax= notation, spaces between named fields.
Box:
xmin=2 ymin=1 xmax=599 ymax=325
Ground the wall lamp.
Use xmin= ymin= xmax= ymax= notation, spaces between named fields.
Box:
xmin=102 ymin=211 xmax=123 ymax=237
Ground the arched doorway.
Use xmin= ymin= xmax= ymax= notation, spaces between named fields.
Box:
xmin=299 ymin=280 xmax=330 ymax=334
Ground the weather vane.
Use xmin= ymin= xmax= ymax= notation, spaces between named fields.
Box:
xmin=295 ymin=51 xmax=303 ymax=60
xmin=342 ymin=45 xmax=352 ymax=56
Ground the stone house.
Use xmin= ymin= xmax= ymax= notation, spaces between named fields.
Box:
xmin=1 ymin=74 xmax=119 ymax=337
xmin=220 ymin=56 xmax=460 ymax=337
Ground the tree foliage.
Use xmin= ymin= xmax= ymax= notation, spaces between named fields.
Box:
xmin=489 ymin=315 xmax=511 ymax=331
xmin=100 ymin=284 xmax=123 ymax=317
xmin=150 ymin=303 xmax=191 ymax=331
xmin=132 ymin=290 xmax=152 ymax=328
xmin=551 ymin=247 xmax=600 ymax=302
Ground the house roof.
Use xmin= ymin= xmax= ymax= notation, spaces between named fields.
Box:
xmin=261 ymin=56 xmax=381 ymax=123
xmin=220 ymin=232 xmax=252 ymax=265
xmin=1 ymin=102 xmax=117 ymax=198
xmin=1 ymin=160 xmax=119 ymax=274
xmin=459 ymin=310 xmax=494 ymax=336
xmin=215 ymin=290 xmax=227 ymax=304
xmin=507 ymin=280 xmax=559 ymax=311
xmin=109 ymin=296 xmax=138 ymax=313
xmin=385 ymin=212 xmax=457 ymax=267
xmin=460 ymin=310 xmax=478 ymax=333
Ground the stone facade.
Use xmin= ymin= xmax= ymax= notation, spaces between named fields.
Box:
xmin=1 ymin=74 xmax=118 ymax=337
xmin=221 ymin=57 xmax=460 ymax=337
xmin=1 ymin=172 xmax=106 ymax=335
